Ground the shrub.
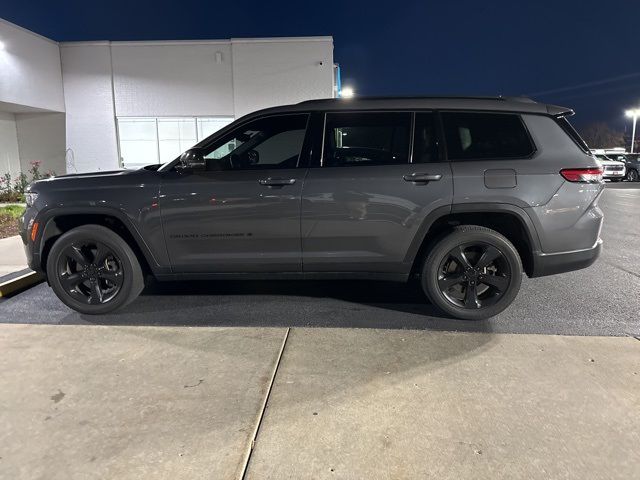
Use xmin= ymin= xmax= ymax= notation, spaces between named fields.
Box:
xmin=0 ymin=161 xmax=55 ymax=203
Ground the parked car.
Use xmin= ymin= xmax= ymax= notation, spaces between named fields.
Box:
xmin=605 ymin=152 xmax=640 ymax=182
xmin=592 ymin=153 xmax=626 ymax=181
xmin=20 ymin=96 xmax=604 ymax=320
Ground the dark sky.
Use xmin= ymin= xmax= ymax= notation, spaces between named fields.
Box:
xmin=2 ymin=0 xmax=639 ymax=130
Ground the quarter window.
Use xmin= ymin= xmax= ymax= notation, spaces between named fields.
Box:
xmin=323 ymin=112 xmax=411 ymax=167
xmin=202 ymin=114 xmax=309 ymax=171
xmin=442 ymin=112 xmax=534 ymax=160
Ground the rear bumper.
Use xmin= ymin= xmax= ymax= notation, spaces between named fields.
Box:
xmin=530 ymin=240 xmax=602 ymax=278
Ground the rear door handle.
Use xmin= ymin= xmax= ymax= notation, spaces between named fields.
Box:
xmin=403 ymin=173 xmax=443 ymax=182
xmin=258 ymin=178 xmax=296 ymax=187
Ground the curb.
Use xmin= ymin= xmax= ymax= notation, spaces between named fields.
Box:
xmin=0 ymin=270 xmax=44 ymax=298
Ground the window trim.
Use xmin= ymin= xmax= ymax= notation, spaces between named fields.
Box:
xmin=196 ymin=112 xmax=312 ymax=171
xmin=318 ymin=110 xmax=415 ymax=168
xmin=411 ymin=110 xmax=446 ymax=164
xmin=438 ymin=110 xmax=538 ymax=162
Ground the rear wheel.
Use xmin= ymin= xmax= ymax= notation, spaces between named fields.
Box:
xmin=626 ymin=169 xmax=639 ymax=182
xmin=46 ymin=225 xmax=144 ymax=314
xmin=421 ymin=226 xmax=523 ymax=320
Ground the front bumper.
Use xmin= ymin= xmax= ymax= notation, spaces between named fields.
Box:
xmin=18 ymin=210 xmax=42 ymax=274
xmin=603 ymin=170 xmax=625 ymax=179
xmin=530 ymin=239 xmax=602 ymax=277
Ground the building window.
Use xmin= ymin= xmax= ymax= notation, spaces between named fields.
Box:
xmin=117 ymin=116 xmax=234 ymax=169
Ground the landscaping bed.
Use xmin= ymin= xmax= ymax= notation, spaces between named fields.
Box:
xmin=0 ymin=206 xmax=24 ymax=239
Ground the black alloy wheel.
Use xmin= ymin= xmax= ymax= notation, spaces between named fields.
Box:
xmin=626 ymin=169 xmax=639 ymax=182
xmin=437 ymin=242 xmax=511 ymax=310
xmin=422 ymin=225 xmax=523 ymax=320
xmin=47 ymin=225 xmax=144 ymax=314
xmin=57 ymin=241 xmax=124 ymax=305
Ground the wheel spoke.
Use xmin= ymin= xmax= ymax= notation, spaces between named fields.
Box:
xmin=464 ymin=283 xmax=480 ymax=309
xmin=60 ymin=272 xmax=83 ymax=290
xmin=88 ymin=282 xmax=103 ymax=304
xmin=479 ymin=273 xmax=509 ymax=292
xmin=98 ymin=270 xmax=122 ymax=286
xmin=438 ymin=274 xmax=465 ymax=290
xmin=64 ymin=245 xmax=90 ymax=267
xmin=449 ymin=246 xmax=473 ymax=269
xmin=476 ymin=245 xmax=502 ymax=269
xmin=93 ymin=243 xmax=111 ymax=266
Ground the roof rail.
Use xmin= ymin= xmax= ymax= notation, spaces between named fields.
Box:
xmin=297 ymin=95 xmax=537 ymax=105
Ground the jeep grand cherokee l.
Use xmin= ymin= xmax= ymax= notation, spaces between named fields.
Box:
xmin=20 ymin=96 xmax=604 ymax=320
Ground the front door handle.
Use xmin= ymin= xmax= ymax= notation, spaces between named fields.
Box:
xmin=258 ymin=178 xmax=296 ymax=187
xmin=403 ymin=173 xmax=443 ymax=183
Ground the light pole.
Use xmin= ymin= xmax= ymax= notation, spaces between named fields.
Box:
xmin=625 ymin=108 xmax=640 ymax=153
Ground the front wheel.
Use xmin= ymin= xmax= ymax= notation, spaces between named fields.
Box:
xmin=47 ymin=225 xmax=144 ymax=314
xmin=626 ymin=169 xmax=639 ymax=182
xmin=421 ymin=226 xmax=523 ymax=320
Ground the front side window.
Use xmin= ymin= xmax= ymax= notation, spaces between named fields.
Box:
xmin=442 ymin=112 xmax=535 ymax=160
xmin=323 ymin=112 xmax=411 ymax=167
xmin=203 ymin=114 xmax=308 ymax=171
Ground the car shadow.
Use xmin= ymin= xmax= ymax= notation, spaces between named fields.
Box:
xmin=65 ymin=278 xmax=496 ymax=333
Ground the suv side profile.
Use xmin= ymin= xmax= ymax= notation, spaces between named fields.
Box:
xmin=20 ymin=97 xmax=604 ymax=320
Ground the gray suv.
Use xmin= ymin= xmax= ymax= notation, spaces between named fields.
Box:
xmin=20 ymin=97 xmax=604 ymax=320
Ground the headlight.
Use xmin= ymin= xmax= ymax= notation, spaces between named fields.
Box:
xmin=25 ymin=192 xmax=38 ymax=207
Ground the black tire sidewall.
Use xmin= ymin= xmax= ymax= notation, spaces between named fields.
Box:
xmin=421 ymin=227 xmax=523 ymax=321
xmin=47 ymin=225 xmax=143 ymax=315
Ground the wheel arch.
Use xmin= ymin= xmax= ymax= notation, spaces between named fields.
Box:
xmin=38 ymin=207 xmax=161 ymax=277
xmin=406 ymin=203 xmax=542 ymax=277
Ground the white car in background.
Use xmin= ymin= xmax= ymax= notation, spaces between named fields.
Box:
xmin=591 ymin=150 xmax=626 ymax=182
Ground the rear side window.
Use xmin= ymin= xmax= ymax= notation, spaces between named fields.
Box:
xmin=442 ymin=112 xmax=535 ymax=160
xmin=323 ymin=112 xmax=411 ymax=167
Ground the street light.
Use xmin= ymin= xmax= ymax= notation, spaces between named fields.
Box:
xmin=341 ymin=86 xmax=355 ymax=98
xmin=625 ymin=108 xmax=640 ymax=153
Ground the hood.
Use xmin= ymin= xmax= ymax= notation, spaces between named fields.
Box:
xmin=596 ymin=159 xmax=625 ymax=166
xmin=27 ymin=167 xmax=156 ymax=193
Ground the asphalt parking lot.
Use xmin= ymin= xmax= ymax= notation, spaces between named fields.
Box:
xmin=1 ymin=183 xmax=638 ymax=337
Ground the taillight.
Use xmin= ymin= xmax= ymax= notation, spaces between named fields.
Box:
xmin=560 ymin=167 xmax=603 ymax=183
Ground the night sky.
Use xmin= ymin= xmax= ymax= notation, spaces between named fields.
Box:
xmin=2 ymin=0 xmax=639 ymax=130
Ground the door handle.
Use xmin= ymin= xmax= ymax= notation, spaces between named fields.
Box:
xmin=403 ymin=173 xmax=443 ymax=182
xmin=258 ymin=178 xmax=296 ymax=187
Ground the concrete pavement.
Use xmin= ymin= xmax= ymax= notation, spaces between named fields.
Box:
xmin=0 ymin=235 xmax=27 ymax=277
xmin=0 ymin=324 xmax=638 ymax=480
xmin=0 ymin=324 xmax=287 ymax=480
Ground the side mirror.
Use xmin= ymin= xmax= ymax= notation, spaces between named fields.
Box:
xmin=178 ymin=148 xmax=206 ymax=171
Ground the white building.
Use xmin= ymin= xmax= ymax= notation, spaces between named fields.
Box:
xmin=0 ymin=18 xmax=336 ymax=175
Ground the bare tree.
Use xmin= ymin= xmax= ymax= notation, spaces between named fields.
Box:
xmin=579 ymin=123 xmax=625 ymax=149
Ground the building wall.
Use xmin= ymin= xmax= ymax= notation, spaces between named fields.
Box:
xmin=15 ymin=113 xmax=66 ymax=176
xmin=112 ymin=42 xmax=234 ymax=117
xmin=232 ymin=38 xmax=334 ymax=118
xmin=59 ymin=37 xmax=333 ymax=172
xmin=59 ymin=43 xmax=120 ymax=172
xmin=0 ymin=19 xmax=64 ymax=112
xmin=0 ymin=112 xmax=21 ymax=176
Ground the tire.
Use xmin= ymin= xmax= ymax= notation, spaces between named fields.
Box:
xmin=421 ymin=225 xmax=523 ymax=321
xmin=46 ymin=225 xmax=144 ymax=314
xmin=626 ymin=169 xmax=639 ymax=182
